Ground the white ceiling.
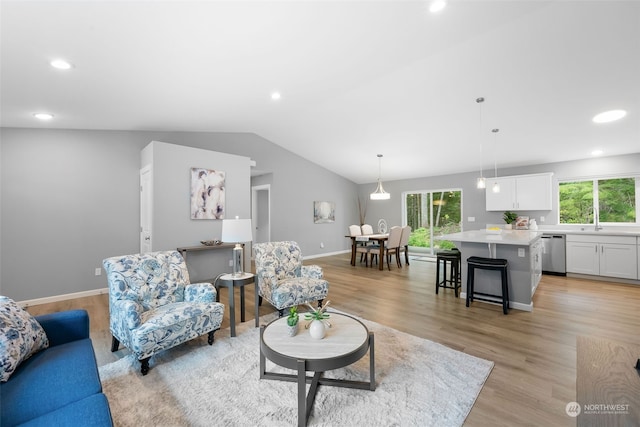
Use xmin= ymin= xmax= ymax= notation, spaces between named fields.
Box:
xmin=2 ymin=1 xmax=639 ymax=184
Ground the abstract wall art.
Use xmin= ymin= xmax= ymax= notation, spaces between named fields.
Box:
xmin=190 ymin=167 xmax=226 ymax=219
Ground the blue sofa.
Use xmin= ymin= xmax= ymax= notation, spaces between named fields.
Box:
xmin=0 ymin=309 xmax=113 ymax=427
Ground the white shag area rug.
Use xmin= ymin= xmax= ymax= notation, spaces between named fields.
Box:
xmin=99 ymin=312 xmax=493 ymax=426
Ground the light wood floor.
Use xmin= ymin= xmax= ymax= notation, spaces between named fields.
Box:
xmin=26 ymin=253 xmax=640 ymax=426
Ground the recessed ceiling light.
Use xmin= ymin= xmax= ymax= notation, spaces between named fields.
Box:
xmin=429 ymin=0 xmax=447 ymax=13
xmin=33 ymin=113 xmax=54 ymax=120
xmin=592 ymin=109 xmax=627 ymax=123
xmin=591 ymin=149 xmax=604 ymax=156
xmin=50 ymin=59 xmax=72 ymax=70
xmin=271 ymin=92 xmax=281 ymax=101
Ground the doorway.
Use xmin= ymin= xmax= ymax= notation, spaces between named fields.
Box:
xmin=251 ymin=184 xmax=271 ymax=244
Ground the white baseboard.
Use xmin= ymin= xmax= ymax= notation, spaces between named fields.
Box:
xmin=304 ymin=249 xmax=351 ymax=260
xmin=18 ymin=288 xmax=109 ymax=308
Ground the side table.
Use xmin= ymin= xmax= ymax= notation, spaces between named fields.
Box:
xmin=215 ymin=272 xmax=255 ymax=337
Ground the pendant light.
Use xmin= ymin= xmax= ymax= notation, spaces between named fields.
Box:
xmin=370 ymin=154 xmax=390 ymax=200
xmin=491 ymin=128 xmax=500 ymax=193
xmin=475 ymin=97 xmax=486 ymax=189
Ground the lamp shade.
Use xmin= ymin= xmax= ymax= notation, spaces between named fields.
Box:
xmin=221 ymin=218 xmax=253 ymax=243
xmin=370 ymin=180 xmax=391 ymax=200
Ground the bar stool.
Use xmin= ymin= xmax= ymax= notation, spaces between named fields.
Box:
xmin=466 ymin=256 xmax=510 ymax=315
xmin=435 ymin=248 xmax=461 ymax=297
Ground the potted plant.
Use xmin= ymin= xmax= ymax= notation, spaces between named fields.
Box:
xmin=503 ymin=211 xmax=518 ymax=229
xmin=304 ymin=300 xmax=331 ymax=340
xmin=286 ymin=306 xmax=299 ymax=337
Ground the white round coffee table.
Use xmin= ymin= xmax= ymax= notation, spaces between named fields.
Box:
xmin=259 ymin=312 xmax=375 ymax=427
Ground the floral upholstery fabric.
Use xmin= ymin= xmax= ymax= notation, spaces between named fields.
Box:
xmin=253 ymin=241 xmax=329 ymax=311
xmin=0 ymin=296 xmax=49 ymax=382
xmin=103 ymin=251 xmax=224 ymax=360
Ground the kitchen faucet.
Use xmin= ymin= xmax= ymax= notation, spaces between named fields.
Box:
xmin=594 ymin=209 xmax=603 ymax=231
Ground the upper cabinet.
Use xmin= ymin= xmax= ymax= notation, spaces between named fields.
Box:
xmin=485 ymin=173 xmax=553 ymax=211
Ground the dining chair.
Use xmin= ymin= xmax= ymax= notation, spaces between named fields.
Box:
xmin=398 ymin=225 xmax=412 ymax=266
xmin=361 ymin=224 xmax=374 ymax=235
xmin=349 ymin=225 xmax=371 ymax=266
xmin=349 ymin=225 xmax=362 ymax=236
xmin=383 ymin=226 xmax=403 ymax=270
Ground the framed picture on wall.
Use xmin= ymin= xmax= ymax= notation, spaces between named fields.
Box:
xmin=314 ymin=201 xmax=335 ymax=223
xmin=190 ymin=167 xmax=226 ymax=219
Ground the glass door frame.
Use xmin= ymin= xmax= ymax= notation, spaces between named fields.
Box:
xmin=401 ymin=187 xmax=464 ymax=257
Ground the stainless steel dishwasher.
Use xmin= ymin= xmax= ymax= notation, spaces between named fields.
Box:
xmin=541 ymin=234 xmax=566 ymax=275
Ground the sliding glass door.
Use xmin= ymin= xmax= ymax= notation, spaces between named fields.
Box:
xmin=403 ymin=189 xmax=462 ymax=256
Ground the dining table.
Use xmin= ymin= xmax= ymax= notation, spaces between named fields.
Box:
xmin=346 ymin=233 xmax=389 ymax=271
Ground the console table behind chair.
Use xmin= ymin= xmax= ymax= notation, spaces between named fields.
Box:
xmin=176 ymin=243 xmax=240 ymax=262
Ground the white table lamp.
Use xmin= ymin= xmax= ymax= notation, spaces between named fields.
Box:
xmin=221 ymin=217 xmax=253 ymax=277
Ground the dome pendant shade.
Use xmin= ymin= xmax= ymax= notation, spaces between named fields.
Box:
xmin=370 ymin=179 xmax=390 ymax=200
xmin=370 ymin=154 xmax=390 ymax=200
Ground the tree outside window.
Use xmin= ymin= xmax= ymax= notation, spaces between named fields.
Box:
xmin=559 ymin=177 xmax=637 ymax=224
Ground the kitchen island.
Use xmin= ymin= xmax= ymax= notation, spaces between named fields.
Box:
xmin=437 ymin=229 xmax=543 ymax=311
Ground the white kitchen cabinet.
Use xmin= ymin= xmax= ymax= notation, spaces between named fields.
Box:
xmin=566 ymin=241 xmax=599 ymax=275
xmin=566 ymin=234 xmax=638 ymax=279
xmin=485 ymin=173 xmax=553 ymax=211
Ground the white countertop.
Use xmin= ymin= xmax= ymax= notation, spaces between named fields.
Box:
xmin=537 ymin=227 xmax=640 ymax=237
xmin=437 ymin=229 xmax=543 ymax=246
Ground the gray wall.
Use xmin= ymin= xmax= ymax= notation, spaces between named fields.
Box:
xmin=359 ymin=153 xmax=640 ymax=231
xmin=1 ymin=128 xmax=359 ymax=301
xmin=2 ymin=125 xmax=637 ymax=302
xmin=142 ymin=141 xmax=252 ymax=283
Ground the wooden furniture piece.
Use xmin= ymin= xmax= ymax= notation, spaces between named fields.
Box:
xmin=214 ymin=272 xmax=254 ymax=337
xmin=466 ymin=256 xmax=510 ymax=315
xmin=348 ymin=225 xmax=373 ymax=266
xmin=436 ymin=249 xmax=461 ymax=297
xmin=260 ymin=313 xmax=375 ymax=427
xmin=346 ymin=233 xmax=388 ymax=270
xmin=176 ymin=243 xmax=238 ymax=261
xmin=398 ymin=225 xmax=412 ymax=266
xmin=383 ymin=226 xmax=403 ymax=270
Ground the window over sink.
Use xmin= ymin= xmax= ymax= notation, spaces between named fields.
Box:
xmin=559 ymin=176 xmax=639 ymax=225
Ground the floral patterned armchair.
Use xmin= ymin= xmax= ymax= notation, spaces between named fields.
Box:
xmin=103 ymin=250 xmax=225 ymax=375
xmin=253 ymin=241 xmax=329 ymax=317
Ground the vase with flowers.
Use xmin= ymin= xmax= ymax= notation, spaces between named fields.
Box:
xmin=304 ymin=300 xmax=331 ymax=340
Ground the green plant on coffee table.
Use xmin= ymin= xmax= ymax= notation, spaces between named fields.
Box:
xmin=304 ymin=300 xmax=331 ymax=328
xmin=286 ymin=306 xmax=299 ymax=327
xmin=503 ymin=211 xmax=518 ymax=224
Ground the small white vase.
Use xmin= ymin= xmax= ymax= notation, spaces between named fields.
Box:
xmin=504 ymin=224 xmax=512 ymax=230
xmin=309 ymin=320 xmax=326 ymax=340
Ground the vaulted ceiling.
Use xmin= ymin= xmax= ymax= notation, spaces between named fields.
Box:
xmin=2 ymin=1 xmax=638 ymax=183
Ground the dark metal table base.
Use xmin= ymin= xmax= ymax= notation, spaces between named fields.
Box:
xmin=259 ymin=326 xmax=375 ymax=427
